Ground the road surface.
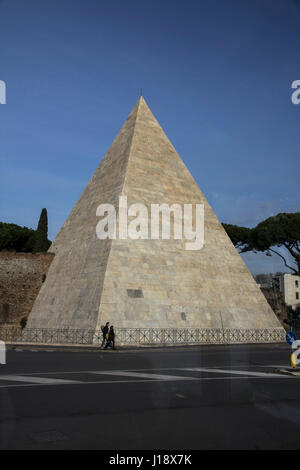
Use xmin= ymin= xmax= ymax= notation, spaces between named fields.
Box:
xmin=0 ymin=343 xmax=299 ymax=449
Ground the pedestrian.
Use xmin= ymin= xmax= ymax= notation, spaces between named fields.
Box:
xmin=105 ymin=325 xmax=115 ymax=350
xmin=100 ymin=322 xmax=109 ymax=349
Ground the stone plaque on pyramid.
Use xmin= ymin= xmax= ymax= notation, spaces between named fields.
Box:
xmin=24 ymin=97 xmax=284 ymax=344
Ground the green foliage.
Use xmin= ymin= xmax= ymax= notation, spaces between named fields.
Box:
xmin=223 ymin=212 xmax=300 ymax=275
xmin=20 ymin=317 xmax=27 ymax=329
xmin=33 ymin=208 xmax=50 ymax=253
xmin=0 ymin=222 xmax=36 ymax=252
xmin=222 ymin=224 xmax=252 ymax=249
xmin=251 ymin=213 xmax=300 ymax=252
xmin=0 ymin=209 xmax=51 ymax=253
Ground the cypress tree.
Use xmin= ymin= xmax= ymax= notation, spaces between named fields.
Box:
xmin=34 ymin=208 xmax=49 ymax=252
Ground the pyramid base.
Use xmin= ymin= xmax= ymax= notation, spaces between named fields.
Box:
xmin=13 ymin=327 xmax=286 ymax=346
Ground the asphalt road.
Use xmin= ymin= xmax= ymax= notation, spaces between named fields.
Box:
xmin=0 ymin=343 xmax=300 ymax=450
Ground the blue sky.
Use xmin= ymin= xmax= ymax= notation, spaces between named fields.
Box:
xmin=0 ymin=0 xmax=299 ymax=275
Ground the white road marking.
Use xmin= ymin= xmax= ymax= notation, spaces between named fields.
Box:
xmin=179 ymin=367 xmax=287 ymax=377
xmin=0 ymin=375 xmax=81 ymax=384
xmin=0 ymin=379 xmax=166 ymax=389
xmin=89 ymin=370 xmax=198 ymax=380
xmin=0 ymin=366 xmax=294 ymax=390
xmin=257 ymin=365 xmax=290 ymax=368
xmin=8 ymin=365 xmax=288 ymax=376
xmin=0 ymin=375 xmax=293 ymax=390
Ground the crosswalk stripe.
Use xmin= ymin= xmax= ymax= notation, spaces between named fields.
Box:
xmin=89 ymin=370 xmax=198 ymax=380
xmin=178 ymin=367 xmax=286 ymax=377
xmin=0 ymin=375 xmax=81 ymax=384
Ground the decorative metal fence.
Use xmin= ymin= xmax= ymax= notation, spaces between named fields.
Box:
xmin=0 ymin=326 xmax=285 ymax=346
xmin=115 ymin=327 xmax=285 ymax=345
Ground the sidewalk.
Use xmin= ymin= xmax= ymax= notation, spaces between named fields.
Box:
xmin=5 ymin=341 xmax=288 ymax=354
xmin=5 ymin=341 xmax=224 ymax=353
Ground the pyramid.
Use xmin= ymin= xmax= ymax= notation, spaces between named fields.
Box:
xmin=25 ymin=97 xmax=284 ymax=344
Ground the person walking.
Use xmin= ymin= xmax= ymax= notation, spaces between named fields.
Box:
xmin=104 ymin=325 xmax=115 ymax=350
xmin=100 ymin=322 xmax=109 ymax=349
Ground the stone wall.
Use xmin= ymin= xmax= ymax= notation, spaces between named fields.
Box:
xmin=0 ymin=252 xmax=54 ymax=326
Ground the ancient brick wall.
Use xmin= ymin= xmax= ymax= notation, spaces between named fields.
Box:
xmin=0 ymin=252 xmax=54 ymax=325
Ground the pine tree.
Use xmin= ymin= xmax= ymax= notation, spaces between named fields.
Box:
xmin=34 ymin=208 xmax=49 ymax=252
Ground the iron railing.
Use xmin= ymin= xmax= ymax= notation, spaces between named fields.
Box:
xmin=0 ymin=326 xmax=286 ymax=346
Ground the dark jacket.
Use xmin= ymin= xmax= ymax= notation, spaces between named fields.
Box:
xmin=103 ymin=325 xmax=109 ymax=338
xmin=109 ymin=328 xmax=115 ymax=339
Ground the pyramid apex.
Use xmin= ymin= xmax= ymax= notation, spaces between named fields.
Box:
xmin=130 ymin=94 xmax=146 ymax=111
xmin=136 ymin=94 xmax=147 ymax=106
xmin=128 ymin=94 xmax=153 ymax=123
